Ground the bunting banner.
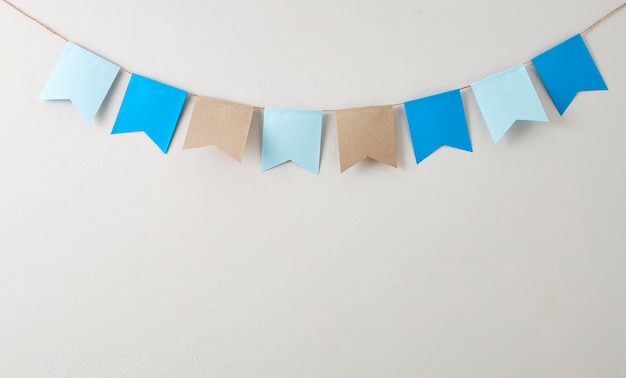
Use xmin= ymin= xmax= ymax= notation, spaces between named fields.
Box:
xmin=40 ymin=42 xmax=119 ymax=123
xmin=111 ymin=74 xmax=187 ymax=154
xmin=260 ymin=108 xmax=323 ymax=174
xmin=404 ymin=89 xmax=472 ymax=164
xmin=3 ymin=0 xmax=623 ymax=175
xmin=335 ymin=106 xmax=397 ymax=172
xmin=532 ymin=34 xmax=607 ymax=115
xmin=471 ymin=65 xmax=548 ymax=143
xmin=183 ymin=97 xmax=254 ymax=161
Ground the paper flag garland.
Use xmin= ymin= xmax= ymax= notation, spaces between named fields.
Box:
xmin=183 ymin=96 xmax=254 ymax=161
xmin=40 ymin=42 xmax=119 ymax=123
xmin=404 ymin=89 xmax=472 ymax=164
xmin=335 ymin=106 xmax=397 ymax=172
xmin=112 ymin=74 xmax=187 ymax=153
xmin=21 ymin=0 xmax=620 ymax=176
xmin=260 ymin=108 xmax=323 ymax=174
xmin=472 ymin=65 xmax=548 ymax=143
xmin=532 ymin=34 xmax=607 ymax=115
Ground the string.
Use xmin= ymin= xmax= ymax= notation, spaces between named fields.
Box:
xmin=1 ymin=0 xmax=624 ymax=111
xmin=581 ymin=2 xmax=626 ymax=34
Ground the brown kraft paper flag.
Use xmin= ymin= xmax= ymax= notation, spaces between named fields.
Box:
xmin=335 ymin=105 xmax=397 ymax=172
xmin=183 ymin=96 xmax=254 ymax=161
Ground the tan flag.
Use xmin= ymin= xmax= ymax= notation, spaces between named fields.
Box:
xmin=183 ymin=96 xmax=254 ymax=161
xmin=335 ymin=105 xmax=397 ymax=172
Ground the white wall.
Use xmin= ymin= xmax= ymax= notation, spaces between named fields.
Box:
xmin=1 ymin=0 xmax=626 ymax=376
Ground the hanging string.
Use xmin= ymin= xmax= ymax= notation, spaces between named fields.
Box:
xmin=1 ymin=0 xmax=625 ymax=111
xmin=581 ymin=2 xmax=626 ymax=34
xmin=1 ymin=0 xmax=68 ymax=42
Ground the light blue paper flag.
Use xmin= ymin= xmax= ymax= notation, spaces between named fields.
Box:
xmin=261 ymin=108 xmax=323 ymax=174
xmin=472 ymin=65 xmax=548 ymax=143
xmin=112 ymin=74 xmax=187 ymax=153
xmin=532 ymin=34 xmax=607 ymax=115
xmin=404 ymin=89 xmax=472 ymax=164
xmin=40 ymin=42 xmax=119 ymax=123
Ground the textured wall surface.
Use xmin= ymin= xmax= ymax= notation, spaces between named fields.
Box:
xmin=1 ymin=0 xmax=625 ymax=376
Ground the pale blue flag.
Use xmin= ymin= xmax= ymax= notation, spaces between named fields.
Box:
xmin=472 ymin=65 xmax=548 ymax=143
xmin=261 ymin=108 xmax=323 ymax=174
xmin=40 ymin=42 xmax=119 ymax=123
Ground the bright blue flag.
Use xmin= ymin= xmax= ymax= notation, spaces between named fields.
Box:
xmin=404 ymin=89 xmax=472 ymax=164
xmin=112 ymin=74 xmax=187 ymax=153
xmin=261 ymin=108 xmax=323 ymax=174
xmin=472 ymin=65 xmax=548 ymax=143
xmin=40 ymin=42 xmax=119 ymax=123
xmin=532 ymin=34 xmax=607 ymax=115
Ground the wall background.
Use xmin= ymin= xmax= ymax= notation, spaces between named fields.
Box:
xmin=1 ymin=0 xmax=625 ymax=376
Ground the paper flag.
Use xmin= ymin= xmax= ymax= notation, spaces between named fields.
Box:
xmin=335 ymin=106 xmax=396 ymax=172
xmin=404 ymin=89 xmax=472 ymax=164
xmin=472 ymin=65 xmax=548 ymax=143
xmin=40 ymin=42 xmax=119 ymax=123
xmin=532 ymin=34 xmax=607 ymax=115
xmin=112 ymin=74 xmax=187 ymax=153
xmin=183 ymin=97 xmax=254 ymax=161
xmin=261 ymin=108 xmax=323 ymax=174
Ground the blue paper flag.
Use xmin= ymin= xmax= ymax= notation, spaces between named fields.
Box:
xmin=472 ymin=65 xmax=548 ymax=143
xmin=40 ymin=42 xmax=119 ymax=123
xmin=112 ymin=74 xmax=187 ymax=153
xmin=404 ymin=89 xmax=472 ymax=164
xmin=532 ymin=34 xmax=607 ymax=115
xmin=261 ymin=108 xmax=323 ymax=174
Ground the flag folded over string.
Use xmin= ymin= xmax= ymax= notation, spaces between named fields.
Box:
xmin=404 ymin=89 xmax=472 ymax=164
xmin=261 ymin=108 xmax=323 ymax=174
xmin=183 ymin=96 xmax=254 ymax=161
xmin=472 ymin=65 xmax=548 ymax=143
xmin=112 ymin=74 xmax=187 ymax=153
xmin=335 ymin=106 xmax=396 ymax=172
xmin=40 ymin=42 xmax=119 ymax=123
xmin=532 ymin=34 xmax=607 ymax=115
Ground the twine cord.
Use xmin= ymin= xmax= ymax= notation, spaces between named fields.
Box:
xmin=1 ymin=0 xmax=624 ymax=111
